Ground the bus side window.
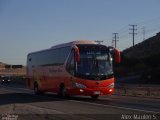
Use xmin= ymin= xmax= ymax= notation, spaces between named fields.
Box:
xmin=66 ymin=50 xmax=75 ymax=75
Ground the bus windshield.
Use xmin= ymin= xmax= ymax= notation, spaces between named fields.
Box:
xmin=76 ymin=45 xmax=113 ymax=80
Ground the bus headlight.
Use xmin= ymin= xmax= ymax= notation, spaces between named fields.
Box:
xmin=108 ymin=83 xmax=114 ymax=88
xmin=75 ymin=83 xmax=86 ymax=89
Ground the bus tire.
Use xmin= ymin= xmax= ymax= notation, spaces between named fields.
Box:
xmin=34 ymin=82 xmax=42 ymax=95
xmin=91 ymin=95 xmax=99 ymax=99
xmin=59 ymin=84 xmax=66 ymax=98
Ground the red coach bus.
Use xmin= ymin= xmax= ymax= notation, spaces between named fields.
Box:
xmin=26 ymin=40 xmax=120 ymax=99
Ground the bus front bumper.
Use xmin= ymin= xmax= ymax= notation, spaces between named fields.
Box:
xmin=68 ymin=87 xmax=114 ymax=96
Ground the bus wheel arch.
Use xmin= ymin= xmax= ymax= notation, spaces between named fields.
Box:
xmin=34 ymin=82 xmax=42 ymax=95
xmin=59 ymin=83 xmax=67 ymax=98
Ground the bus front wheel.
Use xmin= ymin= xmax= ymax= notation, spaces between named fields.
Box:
xmin=34 ymin=83 xmax=42 ymax=95
xmin=59 ymin=84 xmax=67 ymax=98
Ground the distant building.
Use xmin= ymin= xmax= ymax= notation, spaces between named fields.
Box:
xmin=0 ymin=62 xmax=6 ymax=70
xmin=0 ymin=62 xmax=26 ymax=76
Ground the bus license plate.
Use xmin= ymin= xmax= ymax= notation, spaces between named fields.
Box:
xmin=94 ymin=91 xmax=100 ymax=95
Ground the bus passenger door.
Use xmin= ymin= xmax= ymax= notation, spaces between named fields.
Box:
xmin=66 ymin=49 xmax=75 ymax=76
xmin=66 ymin=49 xmax=76 ymax=89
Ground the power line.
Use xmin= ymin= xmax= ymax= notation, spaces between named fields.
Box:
xmin=135 ymin=16 xmax=160 ymax=25
xmin=95 ymin=17 xmax=160 ymax=50
xmin=129 ymin=24 xmax=137 ymax=47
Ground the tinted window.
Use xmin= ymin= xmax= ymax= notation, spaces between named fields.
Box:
xmin=27 ymin=47 xmax=71 ymax=67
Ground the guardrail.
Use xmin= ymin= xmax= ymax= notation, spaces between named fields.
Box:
xmin=114 ymin=84 xmax=160 ymax=98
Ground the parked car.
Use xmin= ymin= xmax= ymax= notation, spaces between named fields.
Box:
xmin=1 ymin=77 xmax=11 ymax=84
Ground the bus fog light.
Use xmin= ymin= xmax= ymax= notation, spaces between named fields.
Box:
xmin=109 ymin=89 xmax=113 ymax=92
xmin=80 ymin=89 xmax=84 ymax=92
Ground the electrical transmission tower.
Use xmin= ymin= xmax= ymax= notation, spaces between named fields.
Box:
xmin=129 ymin=24 xmax=137 ymax=46
xmin=112 ymin=33 xmax=119 ymax=48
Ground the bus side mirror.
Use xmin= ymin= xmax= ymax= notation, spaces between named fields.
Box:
xmin=114 ymin=48 xmax=121 ymax=63
xmin=74 ymin=46 xmax=80 ymax=63
xmin=109 ymin=46 xmax=121 ymax=64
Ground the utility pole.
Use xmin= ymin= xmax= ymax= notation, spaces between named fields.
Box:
xmin=112 ymin=33 xmax=119 ymax=48
xmin=129 ymin=24 xmax=137 ymax=46
xmin=142 ymin=26 xmax=145 ymax=41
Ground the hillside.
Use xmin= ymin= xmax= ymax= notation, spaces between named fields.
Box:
xmin=123 ymin=32 xmax=160 ymax=58
xmin=0 ymin=62 xmax=7 ymax=70
xmin=115 ymin=32 xmax=160 ymax=84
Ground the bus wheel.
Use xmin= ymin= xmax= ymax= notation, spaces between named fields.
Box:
xmin=59 ymin=84 xmax=66 ymax=98
xmin=91 ymin=95 xmax=99 ymax=99
xmin=34 ymin=83 xmax=41 ymax=95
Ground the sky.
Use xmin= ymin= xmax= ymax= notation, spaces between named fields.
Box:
xmin=0 ymin=0 xmax=160 ymax=65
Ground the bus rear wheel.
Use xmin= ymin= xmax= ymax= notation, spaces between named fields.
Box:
xmin=91 ymin=95 xmax=99 ymax=99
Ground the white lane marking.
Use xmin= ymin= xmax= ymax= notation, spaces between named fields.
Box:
xmin=1 ymin=85 xmax=160 ymax=114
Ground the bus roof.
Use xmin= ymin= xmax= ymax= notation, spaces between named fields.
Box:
xmin=51 ymin=40 xmax=97 ymax=49
xmin=28 ymin=40 xmax=98 ymax=56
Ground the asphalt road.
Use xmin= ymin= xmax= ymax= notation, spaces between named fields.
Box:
xmin=0 ymin=84 xmax=160 ymax=120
